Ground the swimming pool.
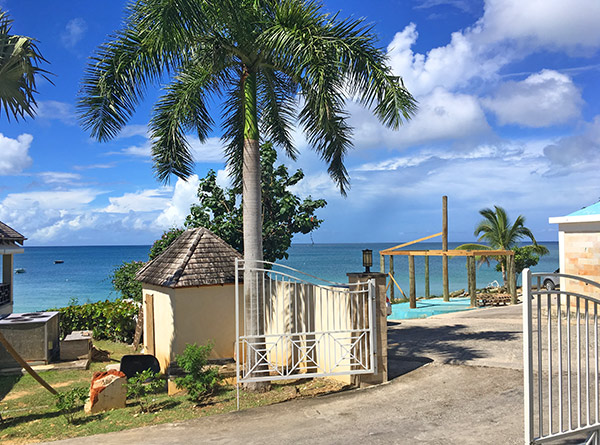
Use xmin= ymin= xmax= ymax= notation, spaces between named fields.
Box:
xmin=388 ymin=297 xmax=475 ymax=319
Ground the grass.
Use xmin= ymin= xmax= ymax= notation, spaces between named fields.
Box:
xmin=0 ymin=341 xmax=348 ymax=444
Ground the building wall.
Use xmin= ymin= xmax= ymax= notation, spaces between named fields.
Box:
xmin=142 ymin=283 xmax=241 ymax=373
xmin=142 ymin=285 xmax=175 ymax=372
xmin=559 ymin=222 xmax=600 ymax=298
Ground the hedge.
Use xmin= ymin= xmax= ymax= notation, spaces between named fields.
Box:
xmin=51 ymin=299 xmax=138 ymax=343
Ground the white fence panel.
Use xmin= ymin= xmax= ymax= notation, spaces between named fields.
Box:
xmin=236 ymin=260 xmax=376 ymax=404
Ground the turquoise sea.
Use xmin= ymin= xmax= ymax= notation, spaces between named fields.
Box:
xmin=10 ymin=242 xmax=559 ymax=313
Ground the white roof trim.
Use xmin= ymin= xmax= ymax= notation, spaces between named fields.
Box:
xmin=549 ymin=214 xmax=600 ymax=224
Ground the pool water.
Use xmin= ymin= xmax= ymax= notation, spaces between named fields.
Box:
xmin=389 ymin=297 xmax=475 ymax=319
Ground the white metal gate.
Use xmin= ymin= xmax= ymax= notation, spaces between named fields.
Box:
xmin=235 ymin=260 xmax=376 ymax=396
xmin=523 ymin=269 xmax=600 ymax=444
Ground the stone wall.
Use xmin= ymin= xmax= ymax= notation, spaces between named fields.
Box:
xmin=563 ymin=232 xmax=600 ymax=298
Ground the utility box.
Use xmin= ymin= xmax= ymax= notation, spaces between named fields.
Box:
xmin=60 ymin=330 xmax=92 ymax=361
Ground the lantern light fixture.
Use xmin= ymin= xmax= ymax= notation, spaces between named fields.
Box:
xmin=362 ymin=249 xmax=373 ymax=273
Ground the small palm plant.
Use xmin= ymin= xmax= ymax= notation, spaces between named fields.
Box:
xmin=457 ymin=206 xmax=548 ymax=285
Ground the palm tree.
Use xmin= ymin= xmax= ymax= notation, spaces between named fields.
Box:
xmin=458 ymin=206 xmax=548 ymax=284
xmin=78 ymin=0 xmax=417 ymax=388
xmin=0 ymin=9 xmax=50 ymax=121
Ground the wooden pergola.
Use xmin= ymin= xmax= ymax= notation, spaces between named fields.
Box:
xmin=379 ymin=197 xmax=517 ymax=309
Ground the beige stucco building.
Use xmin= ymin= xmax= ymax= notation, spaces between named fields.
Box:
xmin=549 ymin=202 xmax=600 ymax=297
xmin=0 ymin=222 xmax=26 ymax=315
xmin=136 ymin=228 xmax=242 ymax=373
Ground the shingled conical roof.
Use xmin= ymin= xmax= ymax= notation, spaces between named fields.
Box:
xmin=136 ymin=228 xmax=242 ymax=288
xmin=0 ymin=221 xmax=26 ymax=244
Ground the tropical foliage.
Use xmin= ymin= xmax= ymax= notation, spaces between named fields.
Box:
xmin=111 ymin=260 xmax=145 ymax=302
xmin=174 ymin=343 xmax=221 ymax=403
xmin=0 ymin=9 xmax=50 ymax=120
xmin=186 ymin=143 xmax=326 ymax=262
xmin=53 ymin=298 xmax=138 ymax=342
xmin=457 ymin=205 xmax=548 ymax=284
xmin=80 ymin=0 xmax=416 ymax=389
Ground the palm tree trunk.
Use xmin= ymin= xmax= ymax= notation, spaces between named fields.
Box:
xmin=241 ymin=69 xmax=269 ymax=392
xmin=501 ymin=262 xmax=507 ymax=287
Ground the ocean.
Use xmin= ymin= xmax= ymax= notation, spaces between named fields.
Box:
xmin=10 ymin=242 xmax=560 ymax=312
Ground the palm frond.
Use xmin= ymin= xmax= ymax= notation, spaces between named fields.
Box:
xmin=0 ymin=9 xmax=51 ymax=121
xmin=150 ymin=62 xmax=228 ymax=183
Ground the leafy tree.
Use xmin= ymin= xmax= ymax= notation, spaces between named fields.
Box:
xmin=149 ymin=228 xmax=185 ymax=260
xmin=0 ymin=9 xmax=50 ymax=120
xmin=186 ymin=143 xmax=326 ymax=263
xmin=457 ymin=206 xmax=548 ymax=284
xmin=111 ymin=260 xmax=145 ymax=302
xmin=499 ymin=245 xmax=543 ymax=276
xmin=78 ymin=0 xmax=416 ymax=389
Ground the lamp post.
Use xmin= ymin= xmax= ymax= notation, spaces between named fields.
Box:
xmin=362 ymin=249 xmax=373 ymax=273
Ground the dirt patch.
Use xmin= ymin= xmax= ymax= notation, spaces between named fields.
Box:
xmin=2 ymin=390 xmax=31 ymax=401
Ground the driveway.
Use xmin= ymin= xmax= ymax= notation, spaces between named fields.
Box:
xmin=44 ymin=305 xmax=527 ymax=445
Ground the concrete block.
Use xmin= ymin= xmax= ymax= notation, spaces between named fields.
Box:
xmin=60 ymin=330 xmax=92 ymax=361
xmin=84 ymin=370 xmax=127 ymax=414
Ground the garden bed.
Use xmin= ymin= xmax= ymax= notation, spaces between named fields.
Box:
xmin=0 ymin=341 xmax=348 ymax=444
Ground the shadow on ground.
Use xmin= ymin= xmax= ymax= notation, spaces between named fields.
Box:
xmin=387 ymin=321 xmax=520 ymax=365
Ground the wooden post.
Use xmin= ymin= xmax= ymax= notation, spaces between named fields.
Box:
xmin=0 ymin=331 xmax=57 ymax=395
xmin=389 ymin=256 xmax=395 ymax=301
xmin=509 ymin=254 xmax=517 ymax=304
xmin=442 ymin=196 xmax=449 ymax=302
xmin=424 ymin=255 xmax=430 ymax=299
xmin=468 ymin=256 xmax=477 ymax=307
xmin=380 ymin=252 xmax=385 ymax=274
xmin=409 ymin=255 xmax=416 ymax=309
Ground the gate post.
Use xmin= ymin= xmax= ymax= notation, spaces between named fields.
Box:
xmin=523 ymin=268 xmax=534 ymax=444
xmin=347 ymin=272 xmax=388 ymax=387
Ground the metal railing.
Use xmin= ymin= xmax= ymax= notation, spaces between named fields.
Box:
xmin=236 ymin=259 xmax=376 ymax=408
xmin=524 ymin=269 xmax=600 ymax=444
xmin=0 ymin=283 xmax=10 ymax=306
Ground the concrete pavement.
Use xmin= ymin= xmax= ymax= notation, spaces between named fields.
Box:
xmin=44 ymin=304 xmax=528 ymax=445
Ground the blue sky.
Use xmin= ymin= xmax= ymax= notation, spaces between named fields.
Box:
xmin=1 ymin=0 xmax=599 ymax=246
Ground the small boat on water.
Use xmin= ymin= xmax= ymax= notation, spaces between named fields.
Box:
xmin=54 ymin=260 xmax=64 ymax=264
xmin=14 ymin=268 xmax=25 ymax=274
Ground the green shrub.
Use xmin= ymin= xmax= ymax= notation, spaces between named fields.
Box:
xmin=54 ymin=386 xmax=88 ymax=424
xmin=52 ymin=299 xmax=138 ymax=342
xmin=126 ymin=369 xmax=165 ymax=413
xmin=111 ymin=261 xmax=145 ymax=302
xmin=174 ymin=343 xmax=221 ymax=403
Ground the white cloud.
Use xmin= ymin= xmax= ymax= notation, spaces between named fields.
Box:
xmin=349 ymin=88 xmax=491 ymax=149
xmin=117 ymin=124 xmax=149 ymax=139
xmin=387 ymin=23 xmax=505 ymax=97
xmin=113 ymin=136 xmax=225 ymax=163
xmin=483 ymin=70 xmax=582 ymax=127
xmin=480 ymin=0 xmax=600 ymax=51
xmin=156 ymin=175 xmax=200 ymax=227
xmin=543 ymin=116 xmax=600 ymax=169
xmin=73 ymin=163 xmax=114 ymax=171
xmin=188 ymin=136 xmax=226 ymax=163
xmin=38 ymin=172 xmax=82 ymax=185
xmin=2 ymin=189 xmax=101 ymax=210
xmin=0 ymin=133 xmax=33 ymax=175
xmin=120 ymin=142 xmax=151 ymax=157
xmin=103 ymin=188 xmax=172 ymax=213
xmin=36 ymin=101 xmax=76 ymax=125
xmin=61 ymin=18 xmax=87 ymax=48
